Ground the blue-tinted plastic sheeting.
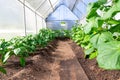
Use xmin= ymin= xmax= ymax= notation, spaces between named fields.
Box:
xmin=73 ymin=8 xmax=83 ymax=19
xmin=46 ymin=5 xmax=78 ymax=30
xmin=82 ymin=0 xmax=97 ymax=5
xmin=55 ymin=0 xmax=76 ymax=10
xmin=72 ymin=0 xmax=97 ymax=19
xmin=74 ymin=1 xmax=86 ymax=15
xmin=46 ymin=0 xmax=98 ymax=30
xmin=46 ymin=20 xmax=76 ymax=30
xmin=54 ymin=0 xmax=97 ymax=20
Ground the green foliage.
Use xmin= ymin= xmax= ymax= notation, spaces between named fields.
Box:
xmin=0 ymin=66 xmax=6 ymax=74
xmin=102 ymin=0 xmax=120 ymax=20
xmin=71 ymin=26 xmax=85 ymax=45
xmin=90 ymin=31 xmax=114 ymax=48
xmin=97 ymin=41 xmax=120 ymax=69
xmin=0 ymin=28 xmax=70 ymax=74
xmin=20 ymin=57 xmax=25 ymax=67
xmin=71 ymin=0 xmax=120 ymax=70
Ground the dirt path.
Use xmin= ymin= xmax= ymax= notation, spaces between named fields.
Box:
xmin=0 ymin=40 xmax=88 ymax=80
xmin=49 ymin=40 xmax=88 ymax=80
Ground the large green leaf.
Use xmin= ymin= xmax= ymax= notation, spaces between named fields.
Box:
xmin=90 ymin=32 xmax=114 ymax=48
xmin=87 ymin=8 xmax=98 ymax=19
xmin=86 ymin=0 xmax=107 ymax=19
xmin=2 ymin=51 xmax=12 ymax=63
xmin=109 ymin=24 xmax=120 ymax=33
xmin=14 ymin=48 xmax=21 ymax=55
xmin=97 ymin=32 xmax=114 ymax=45
xmin=90 ymin=33 xmax=100 ymax=48
xmin=107 ymin=19 xmax=120 ymax=25
xmin=97 ymin=41 xmax=120 ymax=69
xmin=102 ymin=0 xmax=120 ymax=20
xmin=84 ymin=17 xmax=98 ymax=34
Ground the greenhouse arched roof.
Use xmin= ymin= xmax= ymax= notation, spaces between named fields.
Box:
xmin=19 ymin=0 xmax=97 ymax=19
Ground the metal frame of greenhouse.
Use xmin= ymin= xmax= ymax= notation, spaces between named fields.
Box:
xmin=0 ymin=0 xmax=112 ymax=40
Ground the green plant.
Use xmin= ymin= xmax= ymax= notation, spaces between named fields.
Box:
xmin=0 ymin=28 xmax=71 ymax=74
xmin=0 ymin=66 xmax=6 ymax=74
xmin=71 ymin=0 xmax=120 ymax=69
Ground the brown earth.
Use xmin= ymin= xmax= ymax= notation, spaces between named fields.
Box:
xmin=0 ymin=39 xmax=120 ymax=80
xmin=0 ymin=39 xmax=88 ymax=80
xmin=69 ymin=40 xmax=120 ymax=80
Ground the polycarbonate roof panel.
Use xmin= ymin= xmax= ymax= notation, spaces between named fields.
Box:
xmin=50 ymin=0 xmax=60 ymax=7
xmin=82 ymin=0 xmax=97 ymax=5
xmin=37 ymin=1 xmax=52 ymax=17
xmin=19 ymin=0 xmax=24 ymax=3
xmin=25 ymin=0 xmax=45 ymax=9
xmin=59 ymin=0 xmax=77 ymax=10
xmin=75 ymin=1 xmax=86 ymax=14
xmin=47 ymin=5 xmax=78 ymax=20
xmin=44 ymin=9 xmax=53 ymax=18
xmin=73 ymin=8 xmax=83 ymax=19
xmin=25 ymin=0 xmax=98 ymax=18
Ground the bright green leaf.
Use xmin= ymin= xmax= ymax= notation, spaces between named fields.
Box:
xmin=2 ymin=51 xmax=11 ymax=63
xmin=0 ymin=66 xmax=6 ymax=74
xmin=14 ymin=48 xmax=21 ymax=55
xmin=90 ymin=33 xmax=100 ymax=48
xmin=107 ymin=19 xmax=120 ymax=25
xmin=89 ymin=51 xmax=98 ymax=59
xmin=90 ymin=32 xmax=114 ymax=48
xmin=102 ymin=0 xmax=120 ymax=20
xmin=20 ymin=57 xmax=25 ymax=67
xmin=97 ymin=41 xmax=120 ymax=69
xmin=85 ymin=47 xmax=95 ymax=55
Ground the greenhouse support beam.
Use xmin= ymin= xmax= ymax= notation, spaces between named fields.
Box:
xmin=35 ymin=13 xmax=38 ymax=34
xmin=72 ymin=0 xmax=78 ymax=11
xmin=18 ymin=0 xmax=45 ymax=19
xmin=23 ymin=0 xmax=27 ymax=36
xmin=48 ymin=0 xmax=54 ymax=11
xmin=43 ymin=0 xmax=59 ymax=17
xmin=81 ymin=0 xmax=87 ymax=7
xmin=35 ymin=0 xmax=46 ymax=11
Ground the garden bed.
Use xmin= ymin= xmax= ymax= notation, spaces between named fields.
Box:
xmin=69 ymin=41 xmax=120 ymax=80
xmin=0 ymin=40 xmax=58 ymax=80
xmin=0 ymin=39 xmax=88 ymax=80
xmin=1 ymin=39 xmax=120 ymax=80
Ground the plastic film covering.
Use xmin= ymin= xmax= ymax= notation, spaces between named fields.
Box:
xmin=46 ymin=5 xmax=78 ymax=30
xmin=36 ymin=15 xmax=43 ymax=33
xmin=25 ymin=0 xmax=98 ymax=19
xmin=0 ymin=0 xmax=25 ymax=40
xmin=0 ymin=0 xmax=99 ymax=40
xmin=0 ymin=0 xmax=46 ymax=40
xmin=45 ymin=0 xmax=97 ymax=30
xmin=25 ymin=0 xmax=60 ymax=18
xmin=25 ymin=7 xmax=36 ymax=35
xmin=57 ymin=0 xmax=77 ymax=10
xmin=25 ymin=0 xmax=45 ymax=10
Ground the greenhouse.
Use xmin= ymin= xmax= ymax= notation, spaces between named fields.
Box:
xmin=0 ymin=0 xmax=120 ymax=80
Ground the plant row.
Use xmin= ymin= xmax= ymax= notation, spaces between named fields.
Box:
xmin=71 ymin=0 xmax=120 ymax=70
xmin=0 ymin=29 xmax=70 ymax=74
xmin=1 ymin=0 xmax=120 ymax=74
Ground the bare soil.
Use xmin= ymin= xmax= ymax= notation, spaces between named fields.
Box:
xmin=69 ymin=40 xmax=120 ymax=80
xmin=1 ymin=39 xmax=120 ymax=80
xmin=0 ymin=39 xmax=88 ymax=80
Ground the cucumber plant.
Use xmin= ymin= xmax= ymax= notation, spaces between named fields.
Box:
xmin=71 ymin=0 xmax=120 ymax=69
